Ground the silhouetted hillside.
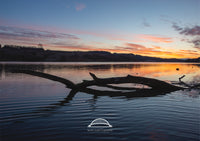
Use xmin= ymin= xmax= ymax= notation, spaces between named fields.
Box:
xmin=0 ymin=45 xmax=199 ymax=62
xmin=185 ymin=57 xmax=200 ymax=62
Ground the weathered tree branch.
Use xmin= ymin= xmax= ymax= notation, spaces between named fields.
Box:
xmin=10 ymin=70 xmax=198 ymax=117
xmin=12 ymin=70 xmax=185 ymax=98
xmin=12 ymin=70 xmax=75 ymax=89
xmin=88 ymin=73 xmax=182 ymax=91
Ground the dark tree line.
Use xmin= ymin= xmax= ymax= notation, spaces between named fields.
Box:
xmin=0 ymin=44 xmax=199 ymax=62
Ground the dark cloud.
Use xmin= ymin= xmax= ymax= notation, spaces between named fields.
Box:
xmin=192 ymin=38 xmax=200 ymax=46
xmin=180 ymin=26 xmax=200 ymax=36
xmin=172 ymin=23 xmax=200 ymax=50
xmin=190 ymin=38 xmax=200 ymax=51
xmin=142 ymin=18 xmax=151 ymax=27
xmin=172 ymin=24 xmax=183 ymax=31
xmin=0 ymin=26 xmax=80 ymax=40
xmin=172 ymin=23 xmax=200 ymax=36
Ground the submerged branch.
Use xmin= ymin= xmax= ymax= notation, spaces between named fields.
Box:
xmin=12 ymin=70 xmax=75 ymax=89
xmin=12 ymin=70 xmax=185 ymax=98
xmin=88 ymin=72 xmax=182 ymax=91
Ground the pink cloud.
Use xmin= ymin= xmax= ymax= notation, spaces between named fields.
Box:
xmin=75 ymin=3 xmax=86 ymax=11
xmin=137 ymin=34 xmax=173 ymax=43
xmin=122 ymin=43 xmax=200 ymax=58
xmin=0 ymin=18 xmax=175 ymax=44
xmin=0 ymin=18 xmax=138 ymax=43
xmin=152 ymin=45 xmax=162 ymax=49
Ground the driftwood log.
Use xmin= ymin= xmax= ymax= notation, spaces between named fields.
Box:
xmin=12 ymin=70 xmax=187 ymax=99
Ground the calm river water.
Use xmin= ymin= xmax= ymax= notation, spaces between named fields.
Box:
xmin=0 ymin=62 xmax=200 ymax=141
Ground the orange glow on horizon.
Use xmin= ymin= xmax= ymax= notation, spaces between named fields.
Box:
xmin=5 ymin=42 xmax=199 ymax=59
xmin=46 ymin=44 xmax=200 ymax=59
xmin=0 ymin=23 xmax=199 ymax=59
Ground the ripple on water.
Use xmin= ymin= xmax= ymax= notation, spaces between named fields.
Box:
xmin=0 ymin=62 xmax=200 ymax=141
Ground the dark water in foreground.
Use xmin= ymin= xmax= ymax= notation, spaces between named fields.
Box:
xmin=0 ymin=62 xmax=200 ymax=141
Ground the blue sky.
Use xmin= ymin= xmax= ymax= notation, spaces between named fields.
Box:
xmin=0 ymin=0 xmax=199 ymax=58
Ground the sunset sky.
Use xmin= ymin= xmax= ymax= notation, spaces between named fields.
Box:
xmin=0 ymin=0 xmax=200 ymax=59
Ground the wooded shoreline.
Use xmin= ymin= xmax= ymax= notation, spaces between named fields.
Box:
xmin=1 ymin=45 xmax=199 ymax=62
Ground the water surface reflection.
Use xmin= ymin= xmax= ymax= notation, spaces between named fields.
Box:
xmin=0 ymin=62 xmax=199 ymax=141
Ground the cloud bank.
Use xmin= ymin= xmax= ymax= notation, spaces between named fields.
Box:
xmin=173 ymin=24 xmax=200 ymax=36
xmin=0 ymin=26 xmax=79 ymax=39
xmin=0 ymin=25 xmax=80 ymax=47
xmin=172 ymin=23 xmax=200 ymax=50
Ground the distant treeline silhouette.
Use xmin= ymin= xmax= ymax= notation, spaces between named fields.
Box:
xmin=0 ymin=44 xmax=199 ymax=62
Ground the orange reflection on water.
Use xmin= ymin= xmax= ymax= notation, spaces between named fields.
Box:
xmin=42 ymin=63 xmax=200 ymax=82
xmin=109 ymin=63 xmax=200 ymax=81
xmin=1 ymin=62 xmax=199 ymax=83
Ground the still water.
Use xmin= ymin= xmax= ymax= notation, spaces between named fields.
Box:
xmin=0 ymin=62 xmax=200 ymax=141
